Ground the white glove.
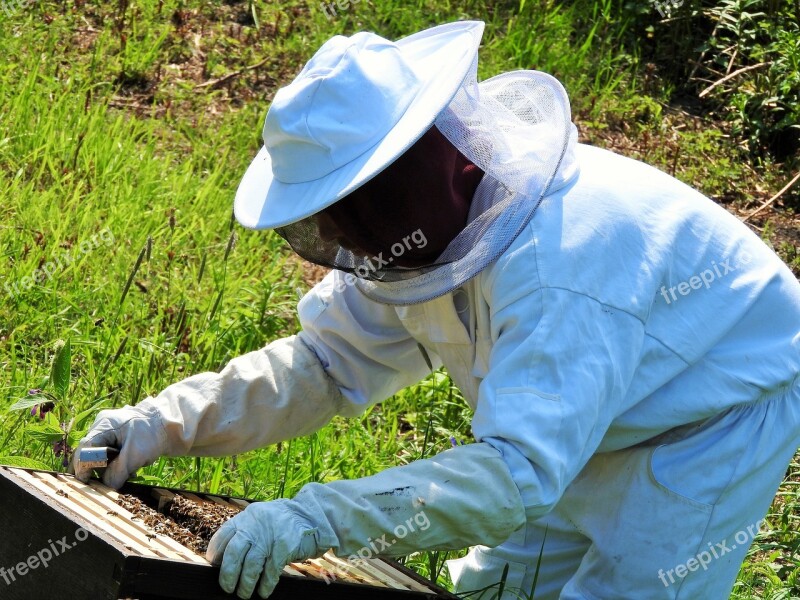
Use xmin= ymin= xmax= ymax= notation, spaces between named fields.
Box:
xmin=71 ymin=400 xmax=168 ymax=489
xmin=207 ymin=442 xmax=526 ymax=599
xmin=71 ymin=335 xmax=345 ymax=488
xmin=207 ymin=500 xmax=330 ymax=599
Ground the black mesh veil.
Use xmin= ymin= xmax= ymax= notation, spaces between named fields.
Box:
xmin=275 ymin=215 xmax=444 ymax=282
xmin=276 ymin=60 xmax=579 ymax=304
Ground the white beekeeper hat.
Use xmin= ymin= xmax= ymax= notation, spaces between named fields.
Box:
xmin=234 ymin=21 xmax=485 ymax=230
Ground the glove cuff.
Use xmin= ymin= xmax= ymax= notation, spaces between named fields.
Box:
xmin=285 ymin=495 xmax=341 ymax=555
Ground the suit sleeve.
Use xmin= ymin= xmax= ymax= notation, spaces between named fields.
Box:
xmin=140 ymin=270 xmax=436 ymax=457
xmin=297 ymin=270 xmax=440 ymax=415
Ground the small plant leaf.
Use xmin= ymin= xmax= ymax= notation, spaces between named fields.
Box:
xmin=417 ymin=343 xmax=434 ymax=372
xmin=51 ymin=339 xmax=71 ymax=400
xmin=43 ymin=411 xmax=61 ymax=429
xmin=71 ymin=405 xmax=101 ymax=431
xmin=26 ymin=423 xmax=65 ymax=444
xmin=496 ymin=562 xmax=509 ymax=599
xmin=67 ymin=428 xmax=88 ymax=448
xmin=118 ymin=237 xmax=150 ymax=314
xmin=0 ymin=456 xmax=52 ymax=470
xmin=209 ymin=458 xmax=225 ymax=495
xmin=8 ymin=397 xmax=44 ymax=412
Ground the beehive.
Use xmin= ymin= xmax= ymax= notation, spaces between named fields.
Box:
xmin=0 ymin=467 xmax=458 ymax=599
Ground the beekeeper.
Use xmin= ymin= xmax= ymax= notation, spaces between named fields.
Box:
xmin=74 ymin=21 xmax=800 ymax=600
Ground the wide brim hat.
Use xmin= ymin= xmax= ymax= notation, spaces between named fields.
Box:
xmin=234 ymin=21 xmax=485 ymax=230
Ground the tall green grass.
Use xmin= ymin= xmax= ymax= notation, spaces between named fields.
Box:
xmin=0 ymin=1 xmax=797 ymax=596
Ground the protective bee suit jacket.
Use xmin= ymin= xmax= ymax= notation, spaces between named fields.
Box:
xmin=122 ymin=140 xmax=800 ymax=599
xmin=299 ymin=141 xmax=800 ymax=500
xmin=73 ymin=23 xmax=800 ymax=596
xmin=292 ymin=142 xmax=800 ymax=598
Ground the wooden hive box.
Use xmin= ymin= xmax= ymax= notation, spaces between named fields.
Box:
xmin=0 ymin=467 xmax=459 ymax=600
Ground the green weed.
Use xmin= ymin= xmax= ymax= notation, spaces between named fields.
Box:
xmin=0 ymin=1 xmax=797 ymax=596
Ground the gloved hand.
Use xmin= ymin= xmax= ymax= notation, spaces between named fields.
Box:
xmin=70 ymin=399 xmax=168 ymax=489
xmin=207 ymin=443 xmax=526 ymax=599
xmin=70 ymin=335 xmax=347 ymax=489
xmin=207 ymin=500 xmax=332 ymax=599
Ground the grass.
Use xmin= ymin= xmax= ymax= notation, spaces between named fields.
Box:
xmin=0 ymin=0 xmax=797 ymax=597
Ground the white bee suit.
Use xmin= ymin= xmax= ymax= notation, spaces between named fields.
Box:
xmin=74 ymin=65 xmax=800 ymax=598
xmin=76 ymin=148 xmax=800 ymax=599
xmin=294 ymin=142 xmax=800 ymax=599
